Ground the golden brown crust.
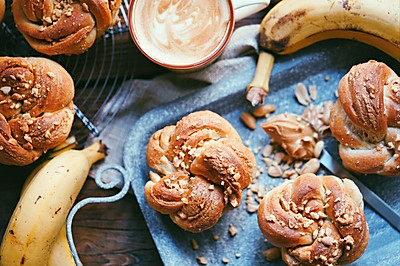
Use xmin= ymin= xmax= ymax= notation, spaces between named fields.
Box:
xmin=0 ymin=57 xmax=75 ymax=166
xmin=12 ymin=0 xmax=122 ymax=55
xmin=330 ymin=60 xmax=400 ymax=176
xmin=169 ymin=175 xmax=225 ymax=233
xmin=0 ymin=0 xmax=5 ymax=23
xmin=258 ymin=174 xmax=369 ymax=265
xmin=145 ymin=110 xmax=257 ymax=232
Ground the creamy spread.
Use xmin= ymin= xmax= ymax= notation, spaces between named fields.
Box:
xmin=132 ymin=0 xmax=231 ymax=66
xmin=261 ymin=113 xmax=317 ymax=159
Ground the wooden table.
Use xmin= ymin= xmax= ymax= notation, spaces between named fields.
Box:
xmin=0 ymin=7 xmax=271 ymax=266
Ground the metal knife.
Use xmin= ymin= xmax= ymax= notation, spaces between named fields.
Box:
xmin=320 ymin=149 xmax=400 ymax=232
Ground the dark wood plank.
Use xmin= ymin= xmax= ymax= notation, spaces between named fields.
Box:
xmin=72 ymin=179 xmax=163 ymax=266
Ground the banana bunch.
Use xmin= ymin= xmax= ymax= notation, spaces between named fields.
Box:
xmin=247 ymin=0 xmax=400 ymax=105
xmin=0 ymin=141 xmax=107 ymax=266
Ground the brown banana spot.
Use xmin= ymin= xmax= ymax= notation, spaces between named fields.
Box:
xmin=260 ymin=9 xmax=307 ymax=52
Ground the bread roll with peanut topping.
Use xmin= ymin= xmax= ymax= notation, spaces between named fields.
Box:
xmin=258 ymin=173 xmax=369 ymax=265
xmin=12 ymin=0 xmax=121 ymax=55
xmin=0 ymin=57 xmax=75 ymax=166
xmin=145 ymin=110 xmax=257 ymax=233
xmin=330 ymin=60 xmax=400 ymax=176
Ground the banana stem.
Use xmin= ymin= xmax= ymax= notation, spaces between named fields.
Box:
xmin=82 ymin=141 xmax=107 ymax=165
xmin=246 ymin=51 xmax=275 ymax=106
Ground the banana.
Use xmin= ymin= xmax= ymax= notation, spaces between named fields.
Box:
xmin=20 ymin=137 xmax=78 ymax=195
xmin=259 ymin=0 xmax=400 ymax=61
xmin=0 ymin=141 xmax=107 ymax=266
xmin=247 ymin=0 xmax=400 ymax=105
xmin=246 ymin=51 xmax=275 ymax=106
xmin=18 ymin=139 xmax=78 ymax=266
xmin=47 ymin=223 xmax=76 ymax=266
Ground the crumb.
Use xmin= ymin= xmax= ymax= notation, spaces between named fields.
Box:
xmin=229 ymin=224 xmax=238 ymax=237
xmin=197 ymin=257 xmax=208 ymax=265
xmin=222 ymin=257 xmax=229 ymax=264
xmin=213 ymin=235 xmax=219 ymax=241
xmin=191 ymin=239 xmax=199 ymax=250
xmin=263 ymin=247 xmax=281 ymax=261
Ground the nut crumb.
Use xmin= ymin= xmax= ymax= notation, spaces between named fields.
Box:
xmin=295 ymin=82 xmax=311 ymax=106
xmin=229 ymin=224 xmax=238 ymax=237
xmin=191 ymin=239 xmax=199 ymax=250
xmin=253 ymin=104 xmax=276 ymax=117
xmin=240 ymin=112 xmax=256 ymax=130
xmin=197 ymin=257 xmax=208 ymax=265
xmin=314 ymin=140 xmax=324 ymax=158
xmin=300 ymin=158 xmax=320 ymax=174
xmin=8 ymin=138 xmax=18 ymax=146
xmin=263 ymin=247 xmax=280 ymax=261
xmin=0 ymin=86 xmax=11 ymax=95
xmin=82 ymin=3 xmax=89 ymax=12
xmin=222 ymin=257 xmax=229 ymax=264
xmin=262 ymin=144 xmax=273 ymax=157
xmin=309 ymin=85 xmax=317 ymax=100
xmin=268 ymin=165 xmax=282 ymax=177
xmin=47 ymin=72 xmax=56 ymax=78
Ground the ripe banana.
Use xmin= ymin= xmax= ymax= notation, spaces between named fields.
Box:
xmin=259 ymin=0 xmax=400 ymax=60
xmin=248 ymin=0 xmax=400 ymax=105
xmin=0 ymin=141 xmax=107 ymax=266
xmin=18 ymin=139 xmax=78 ymax=266
xmin=20 ymin=137 xmax=78 ymax=195
xmin=47 ymin=223 xmax=76 ymax=266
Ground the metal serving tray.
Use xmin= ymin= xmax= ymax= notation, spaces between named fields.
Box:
xmin=123 ymin=40 xmax=400 ymax=265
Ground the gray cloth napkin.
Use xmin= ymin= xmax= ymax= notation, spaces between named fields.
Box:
xmin=91 ymin=24 xmax=260 ymax=187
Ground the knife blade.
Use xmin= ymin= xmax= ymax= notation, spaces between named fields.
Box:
xmin=320 ymin=149 xmax=400 ymax=232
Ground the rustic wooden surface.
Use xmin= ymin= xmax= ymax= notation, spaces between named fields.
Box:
xmin=0 ymin=6 xmax=271 ymax=266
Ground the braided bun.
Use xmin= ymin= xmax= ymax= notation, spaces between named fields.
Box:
xmin=258 ymin=173 xmax=369 ymax=265
xmin=330 ymin=60 xmax=400 ymax=176
xmin=12 ymin=0 xmax=121 ymax=55
xmin=144 ymin=110 xmax=257 ymax=232
xmin=0 ymin=57 xmax=75 ymax=165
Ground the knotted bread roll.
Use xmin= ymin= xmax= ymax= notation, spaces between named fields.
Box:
xmin=0 ymin=57 xmax=75 ymax=166
xmin=258 ymin=173 xmax=369 ymax=265
xmin=330 ymin=60 xmax=400 ymax=177
xmin=145 ymin=110 xmax=257 ymax=233
xmin=0 ymin=0 xmax=5 ymax=23
xmin=12 ymin=0 xmax=121 ymax=55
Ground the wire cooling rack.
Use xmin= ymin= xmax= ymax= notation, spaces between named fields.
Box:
xmin=1 ymin=1 xmax=139 ymax=264
xmin=0 ymin=0 xmax=135 ymax=147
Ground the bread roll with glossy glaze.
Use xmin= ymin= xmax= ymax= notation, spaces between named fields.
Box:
xmin=0 ymin=57 xmax=75 ymax=165
xmin=145 ymin=110 xmax=257 ymax=233
xmin=330 ymin=60 xmax=400 ymax=176
xmin=12 ymin=0 xmax=121 ymax=55
xmin=258 ymin=173 xmax=369 ymax=265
